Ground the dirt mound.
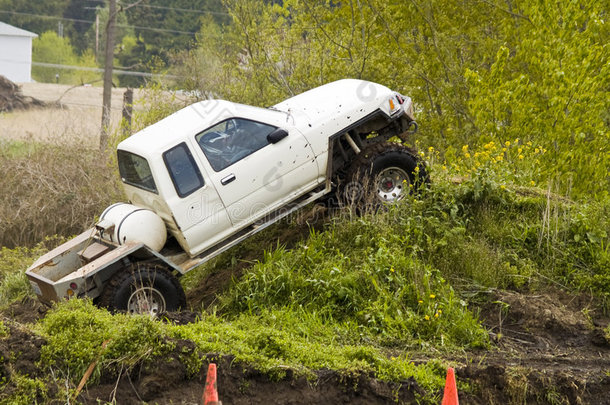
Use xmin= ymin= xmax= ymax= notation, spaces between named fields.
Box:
xmin=0 ymin=75 xmax=50 ymax=112
xmin=480 ymin=289 xmax=609 ymax=351
xmin=80 ymin=353 xmax=424 ymax=405
xmin=461 ymin=289 xmax=610 ymax=404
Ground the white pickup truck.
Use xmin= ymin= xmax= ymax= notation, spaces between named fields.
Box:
xmin=26 ymin=79 xmax=427 ymax=315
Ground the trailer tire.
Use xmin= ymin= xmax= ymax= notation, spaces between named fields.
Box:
xmin=100 ymin=265 xmax=186 ymax=315
xmin=341 ymin=142 xmax=428 ymax=208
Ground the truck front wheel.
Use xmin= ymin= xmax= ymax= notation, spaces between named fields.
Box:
xmin=100 ymin=265 xmax=186 ymax=315
xmin=342 ymin=142 xmax=428 ymax=207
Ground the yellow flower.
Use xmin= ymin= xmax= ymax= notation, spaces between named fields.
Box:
xmin=496 ymin=154 xmax=504 ymax=162
xmin=442 ymin=165 xmax=447 ymax=170
xmin=434 ymin=313 xmax=439 ymax=318
xmin=527 ymin=141 xmax=532 ymax=146
xmin=505 ymin=141 xmax=511 ymax=147
xmin=414 ymin=166 xmax=420 ymax=173
xmin=518 ymin=155 xmax=524 ymax=160
xmin=535 ymin=148 xmax=540 ymax=154
xmin=514 ymin=138 xmax=520 ymax=144
xmin=438 ymin=309 xmax=442 ymax=313
xmin=464 ymin=152 xmax=471 ymax=158
xmin=500 ymin=185 xmax=506 ymax=190
xmin=424 ymin=315 xmax=430 ymax=321
xmin=418 ymin=300 xmax=424 ymax=304
xmin=530 ymin=180 xmax=536 ymax=186
xmin=502 ymin=147 xmax=507 ymax=152
xmin=390 ymin=267 xmax=395 ymax=273
xmin=518 ymin=148 xmax=523 ymax=154
xmin=429 ymin=294 xmax=436 ymax=299
xmin=428 ymin=146 xmax=435 ymax=152
xmin=462 ymin=145 xmax=469 ymax=152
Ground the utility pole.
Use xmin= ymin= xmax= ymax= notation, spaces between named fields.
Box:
xmin=95 ymin=14 xmax=99 ymax=62
xmin=100 ymin=0 xmax=117 ymax=151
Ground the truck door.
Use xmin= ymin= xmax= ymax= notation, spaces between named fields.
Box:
xmin=161 ymin=142 xmax=233 ymax=256
xmin=195 ymin=118 xmax=320 ymax=227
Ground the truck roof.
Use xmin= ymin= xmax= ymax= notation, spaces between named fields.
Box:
xmin=117 ymin=79 xmax=405 ymax=159
xmin=118 ymin=100 xmax=269 ymax=158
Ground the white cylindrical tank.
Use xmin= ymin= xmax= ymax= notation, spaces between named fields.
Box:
xmin=99 ymin=203 xmax=167 ymax=252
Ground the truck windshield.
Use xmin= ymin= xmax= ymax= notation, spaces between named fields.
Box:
xmin=117 ymin=150 xmax=158 ymax=193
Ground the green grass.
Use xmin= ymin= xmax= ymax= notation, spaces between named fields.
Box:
xmin=0 ymin=139 xmax=40 ymax=158
xmin=30 ymin=299 xmax=447 ymax=403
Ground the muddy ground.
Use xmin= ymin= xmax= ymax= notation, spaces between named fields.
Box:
xmin=2 ymin=277 xmax=609 ymax=404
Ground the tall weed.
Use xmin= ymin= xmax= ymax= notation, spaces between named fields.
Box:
xmin=0 ymin=141 xmax=123 ymax=248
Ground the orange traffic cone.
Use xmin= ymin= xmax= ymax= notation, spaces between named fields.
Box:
xmin=441 ymin=367 xmax=459 ymax=405
xmin=203 ymin=363 xmax=221 ymax=405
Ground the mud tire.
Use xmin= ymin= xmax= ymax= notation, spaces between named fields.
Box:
xmin=100 ymin=265 xmax=186 ymax=315
xmin=341 ymin=142 xmax=428 ymax=207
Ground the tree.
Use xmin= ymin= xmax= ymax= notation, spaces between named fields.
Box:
xmin=32 ymin=31 xmax=78 ymax=83
xmin=182 ymin=0 xmax=609 ymax=198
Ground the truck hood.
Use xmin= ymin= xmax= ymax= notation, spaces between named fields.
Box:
xmin=273 ymin=79 xmax=413 ymax=128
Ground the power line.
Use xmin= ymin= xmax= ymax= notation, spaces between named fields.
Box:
xmin=121 ymin=2 xmax=229 ymax=16
xmin=0 ymin=9 xmax=198 ymax=35
xmin=0 ymin=9 xmax=90 ymax=25
xmin=84 ymin=0 xmax=229 ymax=16
xmin=31 ymin=62 xmax=179 ymax=79
xmin=1 ymin=58 xmax=179 ymax=79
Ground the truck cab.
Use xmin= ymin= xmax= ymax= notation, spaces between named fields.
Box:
xmin=117 ymin=100 xmax=323 ymax=258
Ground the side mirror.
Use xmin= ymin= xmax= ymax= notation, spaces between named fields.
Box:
xmin=267 ymin=128 xmax=289 ymax=144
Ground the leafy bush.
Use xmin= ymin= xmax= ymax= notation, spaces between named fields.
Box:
xmin=183 ymin=0 xmax=609 ymax=199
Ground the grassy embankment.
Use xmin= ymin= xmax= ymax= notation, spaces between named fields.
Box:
xmin=1 ymin=119 xmax=609 ymax=403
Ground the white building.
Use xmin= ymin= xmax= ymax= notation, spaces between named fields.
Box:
xmin=0 ymin=21 xmax=38 ymax=83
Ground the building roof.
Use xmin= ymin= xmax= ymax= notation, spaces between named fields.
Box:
xmin=0 ymin=21 xmax=38 ymax=38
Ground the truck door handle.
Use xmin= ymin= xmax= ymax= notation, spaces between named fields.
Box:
xmin=221 ymin=174 xmax=236 ymax=185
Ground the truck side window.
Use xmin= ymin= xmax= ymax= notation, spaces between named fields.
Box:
xmin=163 ymin=143 xmax=205 ymax=198
xmin=117 ymin=150 xmax=158 ymax=193
xmin=196 ymin=118 xmax=277 ymax=172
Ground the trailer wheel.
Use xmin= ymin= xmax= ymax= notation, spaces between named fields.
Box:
xmin=342 ymin=142 xmax=428 ymax=208
xmin=100 ymin=265 xmax=186 ymax=315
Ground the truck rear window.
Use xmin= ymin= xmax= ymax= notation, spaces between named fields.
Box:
xmin=117 ymin=150 xmax=158 ymax=193
xmin=163 ymin=143 xmax=205 ymax=198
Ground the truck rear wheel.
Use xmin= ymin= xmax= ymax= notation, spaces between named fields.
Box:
xmin=342 ymin=142 xmax=428 ymax=207
xmin=100 ymin=265 xmax=186 ymax=315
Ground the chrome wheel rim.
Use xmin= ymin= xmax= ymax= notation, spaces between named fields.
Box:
xmin=127 ymin=287 xmax=166 ymax=315
xmin=377 ymin=167 xmax=409 ymax=202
